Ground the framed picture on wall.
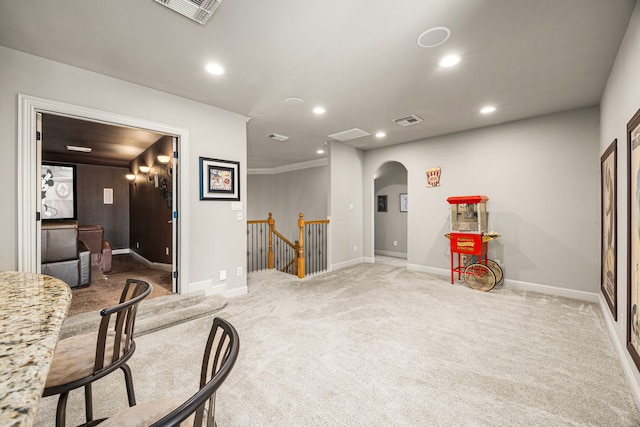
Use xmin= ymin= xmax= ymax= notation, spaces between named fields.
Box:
xmin=400 ymin=193 xmax=408 ymax=212
xmin=627 ymin=108 xmax=640 ymax=370
xmin=40 ymin=162 xmax=77 ymax=220
xmin=601 ymin=139 xmax=617 ymax=320
xmin=199 ymin=157 xmax=240 ymax=201
xmin=377 ymin=195 xmax=387 ymax=212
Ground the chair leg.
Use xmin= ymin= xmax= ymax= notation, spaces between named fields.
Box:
xmin=55 ymin=391 xmax=69 ymax=427
xmin=85 ymin=383 xmax=94 ymax=422
xmin=121 ymin=363 xmax=137 ymax=406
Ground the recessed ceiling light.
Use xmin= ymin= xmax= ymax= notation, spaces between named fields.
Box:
xmin=205 ymin=62 xmax=225 ymax=75
xmin=313 ymin=106 xmax=326 ymax=115
xmin=439 ymin=54 xmax=461 ymax=68
xmin=480 ymin=106 xmax=497 ymax=114
xmin=285 ymin=97 xmax=304 ymax=105
xmin=417 ymin=26 xmax=451 ymax=48
xmin=316 ymin=149 xmax=325 ymax=154
xmin=65 ymin=145 xmax=92 ymax=153
xmin=375 ymin=131 xmax=386 ymax=138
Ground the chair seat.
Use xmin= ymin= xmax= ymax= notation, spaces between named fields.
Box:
xmin=100 ymin=399 xmax=193 ymax=427
xmin=45 ymin=331 xmax=125 ymax=388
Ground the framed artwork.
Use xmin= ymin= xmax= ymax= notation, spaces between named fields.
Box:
xmin=199 ymin=157 xmax=240 ymax=201
xmin=41 ymin=162 xmax=77 ymax=220
xmin=601 ymin=139 xmax=617 ymax=320
xmin=377 ymin=195 xmax=387 ymax=212
xmin=628 ymin=108 xmax=640 ymax=370
xmin=400 ymin=193 xmax=408 ymax=212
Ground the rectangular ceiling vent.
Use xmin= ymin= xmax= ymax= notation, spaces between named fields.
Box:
xmin=154 ymin=0 xmax=223 ymax=25
xmin=393 ymin=114 xmax=423 ymax=127
xmin=267 ymin=133 xmax=290 ymax=142
xmin=328 ymin=128 xmax=370 ymax=142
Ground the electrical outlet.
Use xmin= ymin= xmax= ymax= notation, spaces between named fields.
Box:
xmin=219 ymin=270 xmax=226 ymax=281
xmin=136 ymin=242 xmax=139 ymax=249
xmin=353 ymin=245 xmax=357 ymax=252
xmin=165 ymin=247 xmax=169 ymax=255
xmin=237 ymin=212 xmax=243 ymax=221
xmin=237 ymin=267 xmax=242 ymax=276
xmin=495 ymin=259 xmax=501 ymax=265
xmin=393 ymin=241 xmax=398 ymax=247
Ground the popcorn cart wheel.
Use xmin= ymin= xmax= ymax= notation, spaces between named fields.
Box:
xmin=463 ymin=263 xmax=496 ymax=291
xmin=463 ymin=256 xmax=504 ymax=286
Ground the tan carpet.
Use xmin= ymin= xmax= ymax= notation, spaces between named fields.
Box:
xmin=67 ymin=254 xmax=172 ymax=316
xmin=36 ymin=263 xmax=640 ymax=426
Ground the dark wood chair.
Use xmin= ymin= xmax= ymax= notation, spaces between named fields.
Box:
xmin=43 ymin=278 xmax=152 ymax=427
xmin=100 ymin=317 xmax=240 ymax=427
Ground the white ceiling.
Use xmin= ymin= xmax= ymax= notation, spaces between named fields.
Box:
xmin=0 ymin=0 xmax=636 ymax=169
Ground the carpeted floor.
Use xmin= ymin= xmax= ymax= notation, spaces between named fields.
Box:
xmin=67 ymin=254 xmax=172 ymax=316
xmin=36 ymin=263 xmax=640 ymax=426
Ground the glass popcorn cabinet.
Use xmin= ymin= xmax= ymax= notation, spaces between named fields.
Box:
xmin=446 ymin=195 xmax=502 ymax=291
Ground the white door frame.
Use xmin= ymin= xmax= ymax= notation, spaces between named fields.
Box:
xmin=18 ymin=94 xmax=190 ymax=293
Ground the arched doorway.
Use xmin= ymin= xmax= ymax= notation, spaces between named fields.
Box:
xmin=373 ymin=161 xmax=408 ymax=266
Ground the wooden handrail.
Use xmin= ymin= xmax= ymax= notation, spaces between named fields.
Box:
xmin=247 ymin=212 xmax=330 ymax=278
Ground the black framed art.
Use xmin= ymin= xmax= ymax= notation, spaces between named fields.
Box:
xmin=601 ymin=139 xmax=617 ymax=320
xmin=41 ymin=162 xmax=77 ymax=220
xmin=199 ymin=157 xmax=240 ymax=201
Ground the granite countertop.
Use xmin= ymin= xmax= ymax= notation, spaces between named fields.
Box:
xmin=0 ymin=271 xmax=71 ymax=427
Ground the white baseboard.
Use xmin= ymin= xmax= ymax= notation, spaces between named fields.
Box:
xmin=363 ymin=257 xmax=375 ymax=263
xmin=504 ymin=278 xmax=599 ymax=302
xmin=375 ymin=250 xmax=407 ymax=258
xmin=406 ymin=263 xmax=599 ymax=302
xmin=188 ymin=278 xmax=225 ymax=297
xmin=407 ymin=264 xmax=449 ymax=279
xmin=112 ymin=248 xmax=130 ymax=255
xmin=128 ymin=250 xmax=172 ymax=272
xmin=598 ymin=294 xmax=640 ymax=411
xmin=226 ymin=286 xmax=248 ymax=298
xmin=332 ymin=257 xmax=365 ymax=271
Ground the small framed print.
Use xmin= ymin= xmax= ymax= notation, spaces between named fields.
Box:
xmin=400 ymin=193 xmax=408 ymax=212
xmin=377 ymin=195 xmax=387 ymax=212
xmin=199 ymin=157 xmax=240 ymax=201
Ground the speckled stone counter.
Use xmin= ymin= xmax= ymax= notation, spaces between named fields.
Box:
xmin=0 ymin=271 xmax=71 ymax=427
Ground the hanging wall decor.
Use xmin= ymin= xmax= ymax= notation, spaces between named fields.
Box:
xmin=601 ymin=139 xmax=617 ymax=320
xmin=426 ymin=167 xmax=441 ymax=187
xmin=627 ymin=108 xmax=640 ymax=371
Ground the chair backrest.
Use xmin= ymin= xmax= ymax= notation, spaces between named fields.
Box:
xmin=151 ymin=317 xmax=240 ymax=427
xmin=94 ymin=278 xmax=152 ymax=373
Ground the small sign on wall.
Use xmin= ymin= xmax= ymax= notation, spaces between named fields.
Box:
xmin=104 ymin=188 xmax=113 ymax=205
xmin=426 ymin=167 xmax=441 ymax=188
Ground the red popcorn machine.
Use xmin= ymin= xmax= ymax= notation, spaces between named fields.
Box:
xmin=445 ymin=195 xmax=502 ymax=291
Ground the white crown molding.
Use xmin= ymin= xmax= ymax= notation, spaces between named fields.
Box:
xmin=248 ymin=158 xmax=327 ymax=175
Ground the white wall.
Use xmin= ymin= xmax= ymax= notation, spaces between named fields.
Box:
xmin=247 ymin=165 xmax=328 ymax=240
xmin=329 ymin=141 xmax=365 ymax=268
xmin=0 ymin=46 xmax=248 ymax=296
xmin=364 ymin=107 xmax=600 ymax=292
xmin=600 ymin=0 xmax=640 ymax=403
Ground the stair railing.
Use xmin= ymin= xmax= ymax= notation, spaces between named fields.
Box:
xmin=247 ymin=213 xmax=330 ymax=278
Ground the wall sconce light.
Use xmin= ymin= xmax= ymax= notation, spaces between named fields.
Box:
xmin=139 ymin=165 xmax=150 ymax=175
xmin=157 ymin=154 xmax=172 ymax=176
xmin=125 ymin=173 xmax=136 ymax=181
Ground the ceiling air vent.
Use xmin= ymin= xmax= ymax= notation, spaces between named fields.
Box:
xmin=393 ymin=114 xmax=423 ymax=127
xmin=154 ymin=0 xmax=223 ymax=25
xmin=328 ymin=128 xmax=370 ymax=142
xmin=267 ymin=133 xmax=290 ymax=142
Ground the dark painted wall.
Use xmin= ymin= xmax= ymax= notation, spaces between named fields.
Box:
xmin=76 ymin=164 xmax=130 ymax=249
xmin=129 ymin=136 xmax=173 ymax=264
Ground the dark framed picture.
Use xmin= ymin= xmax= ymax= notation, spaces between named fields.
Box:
xmin=628 ymin=109 xmax=640 ymax=370
xmin=602 ymin=139 xmax=617 ymax=320
xmin=41 ymin=162 xmax=77 ymax=220
xmin=400 ymin=193 xmax=408 ymax=212
xmin=377 ymin=195 xmax=387 ymax=212
xmin=199 ymin=157 xmax=240 ymax=201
